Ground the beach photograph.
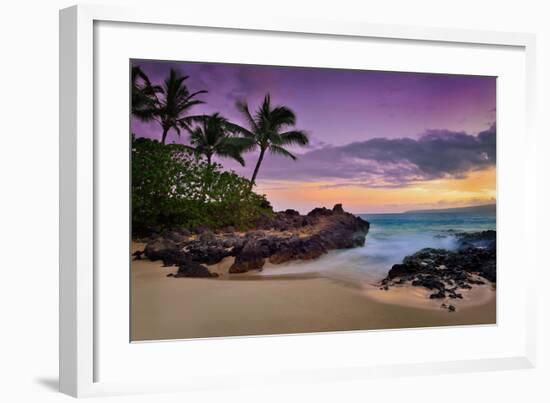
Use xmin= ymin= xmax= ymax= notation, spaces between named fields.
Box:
xmin=130 ymin=60 xmax=497 ymax=341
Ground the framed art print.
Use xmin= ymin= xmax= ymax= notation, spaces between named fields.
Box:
xmin=129 ymin=60 xmax=497 ymax=341
xmin=60 ymin=4 xmax=537 ymax=397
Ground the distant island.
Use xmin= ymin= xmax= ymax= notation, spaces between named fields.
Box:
xmin=403 ymin=204 xmax=496 ymax=214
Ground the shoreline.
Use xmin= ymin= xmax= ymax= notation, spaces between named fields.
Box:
xmin=131 ymin=242 xmax=496 ymax=341
xmin=205 ymin=254 xmax=495 ymax=311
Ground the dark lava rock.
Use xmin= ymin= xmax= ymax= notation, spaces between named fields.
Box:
xmin=269 ymin=234 xmax=327 ymax=264
xmin=194 ymin=225 xmax=210 ymax=234
xmin=387 ymin=262 xmax=419 ymax=279
xmin=144 ymin=238 xmax=179 ymax=262
xmin=221 ymin=235 xmax=243 ymax=249
xmin=229 ymin=238 xmax=269 ymax=273
xmin=159 ymin=249 xmax=188 ymax=267
xmin=141 ymin=204 xmax=370 ymax=275
xmin=228 ymin=204 xmax=369 ymax=273
xmin=175 ymin=261 xmax=218 ymax=278
xmin=165 ymin=230 xmax=188 ymax=243
xmin=381 ymin=231 xmax=496 ymax=308
xmin=185 ymin=244 xmax=232 ymax=265
xmin=411 ymin=275 xmax=445 ymax=291
xmin=440 ymin=303 xmax=456 ymax=312
xmin=456 ymin=230 xmax=496 ymax=250
xmin=332 ymin=203 xmax=345 ymax=214
xmin=430 ymin=290 xmax=446 ymax=299
xmin=198 ymin=230 xmax=216 ymax=244
xmin=307 ymin=207 xmax=334 ymax=217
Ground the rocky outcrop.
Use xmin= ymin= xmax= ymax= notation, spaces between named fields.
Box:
xmin=381 ymin=231 xmax=496 ymax=307
xmin=229 ymin=237 xmax=271 ymax=273
xmin=139 ymin=204 xmax=370 ymax=276
xmin=455 ymin=230 xmax=496 ymax=251
xmin=144 ymin=238 xmax=179 ymax=262
xmin=228 ymin=205 xmax=369 ymax=273
xmin=170 ymin=260 xmax=219 ymax=278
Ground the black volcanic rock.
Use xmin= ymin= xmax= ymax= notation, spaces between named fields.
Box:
xmin=381 ymin=231 xmax=496 ymax=308
xmin=185 ymin=244 xmax=232 ymax=265
xmin=332 ymin=203 xmax=345 ymax=214
xmin=228 ymin=237 xmax=272 ymax=273
xmin=142 ymin=204 xmax=370 ymax=275
xmin=175 ymin=261 xmax=218 ymax=278
xmin=229 ymin=204 xmax=369 ymax=273
xmin=387 ymin=262 xmax=420 ymax=279
xmin=144 ymin=238 xmax=179 ymax=262
xmin=165 ymin=230 xmax=189 ymax=243
xmin=456 ymin=230 xmax=496 ymax=250
xmin=269 ymin=234 xmax=327 ymax=264
xmin=307 ymin=207 xmax=334 ymax=217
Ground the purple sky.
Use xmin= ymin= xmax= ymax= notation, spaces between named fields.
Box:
xmin=131 ymin=59 xmax=496 ymax=212
xmin=132 ymin=59 xmax=495 ymax=144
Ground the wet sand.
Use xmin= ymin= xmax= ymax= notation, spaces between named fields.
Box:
xmin=131 ymin=243 xmax=496 ymax=341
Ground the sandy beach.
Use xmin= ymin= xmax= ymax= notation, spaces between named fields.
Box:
xmin=131 ymin=242 xmax=496 ymax=341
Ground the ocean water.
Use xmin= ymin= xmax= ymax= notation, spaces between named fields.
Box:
xmin=259 ymin=210 xmax=496 ymax=282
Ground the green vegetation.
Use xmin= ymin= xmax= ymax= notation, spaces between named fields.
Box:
xmin=131 ymin=66 xmax=308 ymax=234
xmin=132 ymin=136 xmax=272 ymax=234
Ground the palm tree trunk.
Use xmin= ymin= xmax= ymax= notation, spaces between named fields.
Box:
xmin=202 ymin=153 xmax=213 ymax=202
xmin=250 ymin=148 xmax=266 ymax=189
xmin=161 ymin=127 xmax=169 ymax=144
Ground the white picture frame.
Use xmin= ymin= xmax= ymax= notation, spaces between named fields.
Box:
xmin=59 ymin=4 xmax=537 ymax=398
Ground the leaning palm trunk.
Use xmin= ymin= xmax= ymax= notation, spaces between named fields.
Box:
xmin=250 ymin=148 xmax=266 ymax=189
xmin=201 ymin=154 xmax=216 ymax=203
xmin=161 ymin=127 xmax=170 ymax=144
xmin=235 ymin=94 xmax=309 ymax=190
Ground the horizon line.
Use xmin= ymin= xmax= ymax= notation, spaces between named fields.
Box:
xmin=353 ymin=202 xmax=496 ymax=216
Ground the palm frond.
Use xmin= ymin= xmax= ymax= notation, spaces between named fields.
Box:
xmin=131 ymin=66 xmax=161 ymax=122
xmin=216 ymin=147 xmax=246 ymax=166
xmin=279 ymin=130 xmax=309 ymax=146
xmin=187 ymin=89 xmax=208 ymax=99
xmin=132 ymin=66 xmax=150 ymax=87
xmin=223 ymin=136 xmax=257 ymax=152
xmin=132 ymin=107 xmax=157 ymax=122
xmin=223 ymin=120 xmax=255 ymax=138
xmin=149 ymin=69 xmax=207 ymax=143
xmin=269 ymin=105 xmax=297 ymax=129
xmin=177 ymin=99 xmax=205 ymax=111
xmin=235 ymin=100 xmax=259 ymax=133
xmin=268 ymin=144 xmax=297 ymax=160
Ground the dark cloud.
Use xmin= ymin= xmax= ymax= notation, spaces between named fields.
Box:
xmin=258 ymin=124 xmax=496 ymax=187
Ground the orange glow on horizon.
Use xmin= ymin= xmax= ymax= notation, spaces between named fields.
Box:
xmin=255 ymin=168 xmax=496 ymax=214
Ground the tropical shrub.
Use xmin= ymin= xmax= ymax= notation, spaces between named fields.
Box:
xmin=131 ymin=136 xmax=272 ymax=234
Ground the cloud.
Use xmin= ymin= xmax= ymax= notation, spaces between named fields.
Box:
xmin=257 ymin=123 xmax=496 ymax=187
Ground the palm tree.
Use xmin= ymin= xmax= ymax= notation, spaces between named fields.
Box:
xmin=186 ymin=113 xmax=253 ymax=167
xmin=154 ymin=69 xmax=207 ymax=144
xmin=235 ymin=94 xmax=309 ymax=187
xmin=131 ymin=66 xmax=161 ymax=121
